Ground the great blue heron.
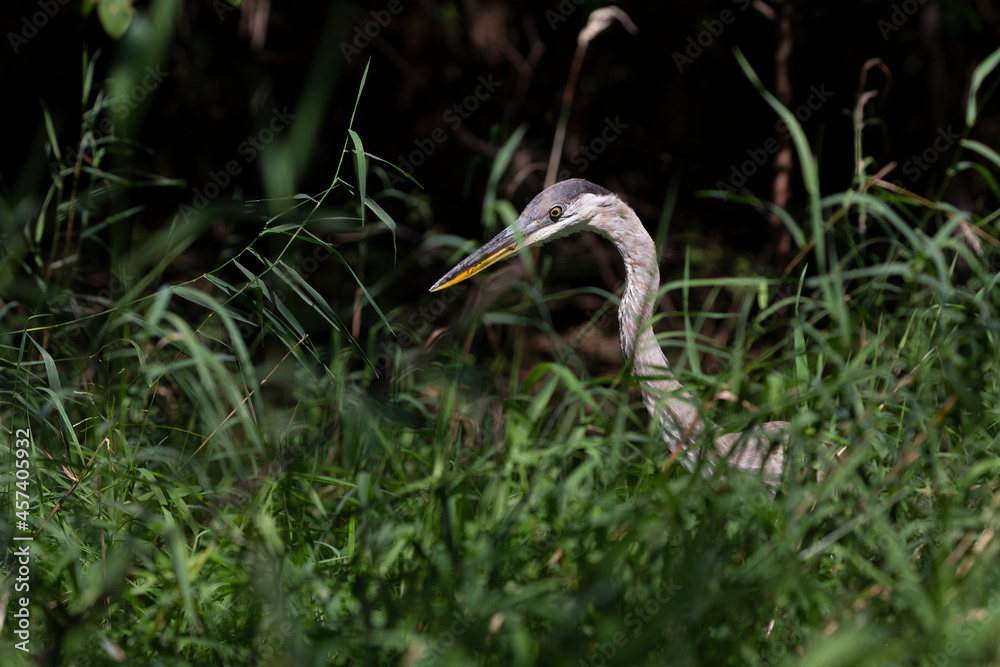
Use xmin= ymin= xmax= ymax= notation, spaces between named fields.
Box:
xmin=430 ymin=179 xmax=787 ymax=485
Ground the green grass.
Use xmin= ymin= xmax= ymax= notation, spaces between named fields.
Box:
xmin=2 ymin=53 xmax=1000 ymax=666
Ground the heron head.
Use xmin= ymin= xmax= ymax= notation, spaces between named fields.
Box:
xmin=430 ymin=179 xmax=619 ymax=292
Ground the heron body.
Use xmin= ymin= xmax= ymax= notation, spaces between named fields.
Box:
xmin=431 ymin=179 xmax=786 ymax=485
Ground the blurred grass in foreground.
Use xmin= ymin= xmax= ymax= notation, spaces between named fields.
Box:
xmin=1 ymin=51 xmax=1000 ymax=666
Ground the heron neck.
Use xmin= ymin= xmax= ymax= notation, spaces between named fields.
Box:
xmin=594 ymin=205 xmax=704 ymax=450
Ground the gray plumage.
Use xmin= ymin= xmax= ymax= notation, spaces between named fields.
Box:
xmin=432 ymin=179 xmax=787 ymax=485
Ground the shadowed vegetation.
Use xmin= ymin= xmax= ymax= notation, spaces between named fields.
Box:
xmin=2 ymin=8 xmax=1000 ymax=667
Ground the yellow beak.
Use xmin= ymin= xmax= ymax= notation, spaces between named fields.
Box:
xmin=429 ymin=224 xmax=527 ymax=292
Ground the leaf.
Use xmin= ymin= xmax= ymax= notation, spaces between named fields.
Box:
xmin=953 ymin=161 xmax=1000 ymax=202
xmin=364 ymin=152 xmax=423 ymax=189
xmin=481 ymin=124 xmax=528 ymax=230
xmin=349 ymin=130 xmax=367 ymax=226
xmin=363 ymin=195 xmax=398 ymax=260
xmin=145 ymin=284 xmax=173 ymax=328
xmin=348 ymin=60 xmax=371 ymax=131
xmin=82 ymin=49 xmax=99 ymax=104
xmin=97 ymin=0 xmax=135 ymax=40
xmin=959 ymin=139 xmax=1000 ymax=170
xmin=734 ymin=49 xmax=823 ymax=268
xmin=967 ymin=45 xmax=1000 ymax=128
xmin=28 ymin=336 xmax=62 ymax=398
xmin=40 ymin=101 xmax=61 ymax=163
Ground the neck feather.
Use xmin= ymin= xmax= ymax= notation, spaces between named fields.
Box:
xmin=585 ymin=196 xmax=704 ymax=451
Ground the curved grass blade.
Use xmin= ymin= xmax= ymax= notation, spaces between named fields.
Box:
xmin=966 ymin=45 xmax=1000 ymax=128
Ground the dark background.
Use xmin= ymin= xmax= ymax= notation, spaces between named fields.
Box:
xmin=2 ymin=0 xmax=998 ymax=359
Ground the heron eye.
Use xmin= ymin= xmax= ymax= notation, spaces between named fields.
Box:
xmin=549 ymin=206 xmax=563 ymax=219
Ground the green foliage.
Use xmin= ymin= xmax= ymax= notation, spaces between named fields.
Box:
xmin=2 ymin=49 xmax=1000 ymax=667
xmin=83 ymin=0 xmax=136 ymax=40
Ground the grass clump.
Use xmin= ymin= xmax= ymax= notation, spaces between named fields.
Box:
xmin=2 ymin=52 xmax=1000 ymax=666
